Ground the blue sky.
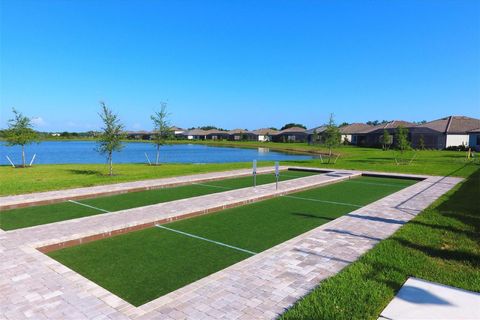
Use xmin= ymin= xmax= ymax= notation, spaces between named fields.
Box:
xmin=1 ymin=0 xmax=479 ymax=131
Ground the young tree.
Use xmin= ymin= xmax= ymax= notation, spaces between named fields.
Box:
xmin=323 ymin=113 xmax=341 ymax=163
xmin=381 ymin=129 xmax=392 ymax=151
xmin=5 ymin=108 xmax=39 ymax=167
xmin=96 ymin=102 xmax=124 ymax=176
xmin=419 ymin=135 xmax=426 ymax=150
xmin=150 ymin=102 xmax=171 ymax=165
xmin=395 ymin=125 xmax=411 ymax=154
xmin=311 ymin=130 xmax=319 ymax=145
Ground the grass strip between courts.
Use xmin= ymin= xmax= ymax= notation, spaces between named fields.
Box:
xmin=155 ymin=224 xmax=257 ymax=255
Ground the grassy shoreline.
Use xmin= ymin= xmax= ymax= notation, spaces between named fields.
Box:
xmin=1 ymin=144 xmax=478 ymax=196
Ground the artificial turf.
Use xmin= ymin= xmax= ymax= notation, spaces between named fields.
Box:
xmin=48 ymin=176 xmax=416 ymax=306
xmin=0 ymin=170 xmax=317 ymax=230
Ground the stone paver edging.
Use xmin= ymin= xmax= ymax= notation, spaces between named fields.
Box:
xmin=0 ymin=166 xmax=288 ymax=210
xmin=0 ymin=167 xmax=462 ymax=319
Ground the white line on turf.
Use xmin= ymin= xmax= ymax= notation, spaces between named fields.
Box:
xmin=155 ymin=224 xmax=257 ymax=255
xmin=192 ymin=183 xmax=233 ymax=190
xmin=345 ymin=180 xmax=408 ymax=188
xmin=68 ymin=200 xmax=110 ymax=213
xmin=280 ymin=173 xmax=315 ymax=178
xmin=282 ymin=195 xmax=362 ymax=208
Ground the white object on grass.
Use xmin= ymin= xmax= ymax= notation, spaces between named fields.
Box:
xmin=380 ymin=277 xmax=480 ymax=320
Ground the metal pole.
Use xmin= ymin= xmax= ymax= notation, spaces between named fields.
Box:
xmin=275 ymin=161 xmax=279 ymax=190
xmin=253 ymin=160 xmax=257 ymax=188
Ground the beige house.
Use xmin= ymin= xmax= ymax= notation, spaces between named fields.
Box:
xmin=251 ymin=128 xmax=279 ymax=142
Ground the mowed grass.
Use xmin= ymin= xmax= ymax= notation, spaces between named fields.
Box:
xmin=280 ymin=168 xmax=480 ymax=320
xmin=48 ymin=176 xmax=416 ymax=306
xmin=0 ymin=170 xmax=317 ymax=230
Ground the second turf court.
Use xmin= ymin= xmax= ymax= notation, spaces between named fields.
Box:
xmin=0 ymin=170 xmax=318 ymax=230
xmin=48 ymin=176 xmax=417 ymax=306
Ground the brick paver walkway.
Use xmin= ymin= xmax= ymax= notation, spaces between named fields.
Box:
xmin=0 ymin=168 xmax=461 ymax=319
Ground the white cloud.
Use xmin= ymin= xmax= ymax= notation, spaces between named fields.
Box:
xmin=31 ymin=117 xmax=47 ymax=127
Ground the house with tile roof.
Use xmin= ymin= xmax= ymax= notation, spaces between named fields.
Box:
xmin=273 ymin=127 xmax=308 ymax=143
xmin=227 ymin=129 xmax=257 ymax=141
xmin=351 ymin=120 xmax=416 ymax=147
xmin=251 ymin=128 xmax=279 ymax=142
xmin=411 ymin=116 xmax=480 ymax=150
xmin=205 ymin=129 xmax=230 ymax=140
xmin=339 ymin=123 xmax=373 ymax=144
xmin=305 ymin=126 xmax=327 ymax=144
xmin=182 ymin=129 xmax=208 ymax=140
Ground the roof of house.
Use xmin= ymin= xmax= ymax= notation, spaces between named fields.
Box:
xmin=469 ymin=128 xmax=480 ymax=133
xmin=339 ymin=123 xmax=373 ymax=134
xmin=170 ymin=126 xmax=185 ymax=131
xmin=205 ymin=129 xmax=229 ymax=135
xmin=184 ymin=129 xmax=208 ymax=135
xmin=305 ymin=126 xmax=327 ymax=135
xmin=357 ymin=120 xmax=416 ymax=133
xmin=278 ymin=127 xmax=307 ymax=134
xmin=416 ymin=116 xmax=480 ymax=134
xmin=228 ymin=129 xmax=253 ymax=135
xmin=251 ymin=128 xmax=279 ymax=135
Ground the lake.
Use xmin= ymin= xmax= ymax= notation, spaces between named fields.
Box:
xmin=0 ymin=141 xmax=315 ymax=165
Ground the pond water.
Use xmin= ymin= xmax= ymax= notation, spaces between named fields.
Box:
xmin=0 ymin=141 xmax=315 ymax=165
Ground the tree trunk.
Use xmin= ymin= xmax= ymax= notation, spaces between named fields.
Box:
xmin=109 ymin=152 xmax=113 ymax=176
xmin=156 ymin=144 xmax=160 ymax=165
xmin=22 ymin=145 xmax=26 ymax=168
xmin=328 ymin=148 xmax=332 ymax=164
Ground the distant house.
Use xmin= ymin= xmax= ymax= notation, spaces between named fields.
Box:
xmin=183 ymin=129 xmax=208 ymax=140
xmin=252 ymin=128 xmax=279 ymax=142
xmin=205 ymin=129 xmax=230 ymax=140
xmin=411 ymin=116 xmax=480 ymax=150
xmin=170 ymin=126 xmax=185 ymax=138
xmin=228 ymin=129 xmax=257 ymax=141
xmin=274 ymin=127 xmax=308 ymax=143
xmin=469 ymin=128 xmax=480 ymax=151
xmin=305 ymin=126 xmax=327 ymax=144
xmin=339 ymin=123 xmax=373 ymax=144
xmin=352 ymin=121 xmax=415 ymax=147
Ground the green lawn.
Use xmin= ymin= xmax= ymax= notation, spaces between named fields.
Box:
xmin=0 ymin=170 xmax=317 ymax=230
xmin=280 ymin=168 xmax=480 ymax=320
xmin=0 ymin=144 xmax=476 ymax=196
xmin=48 ymin=176 xmax=416 ymax=306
